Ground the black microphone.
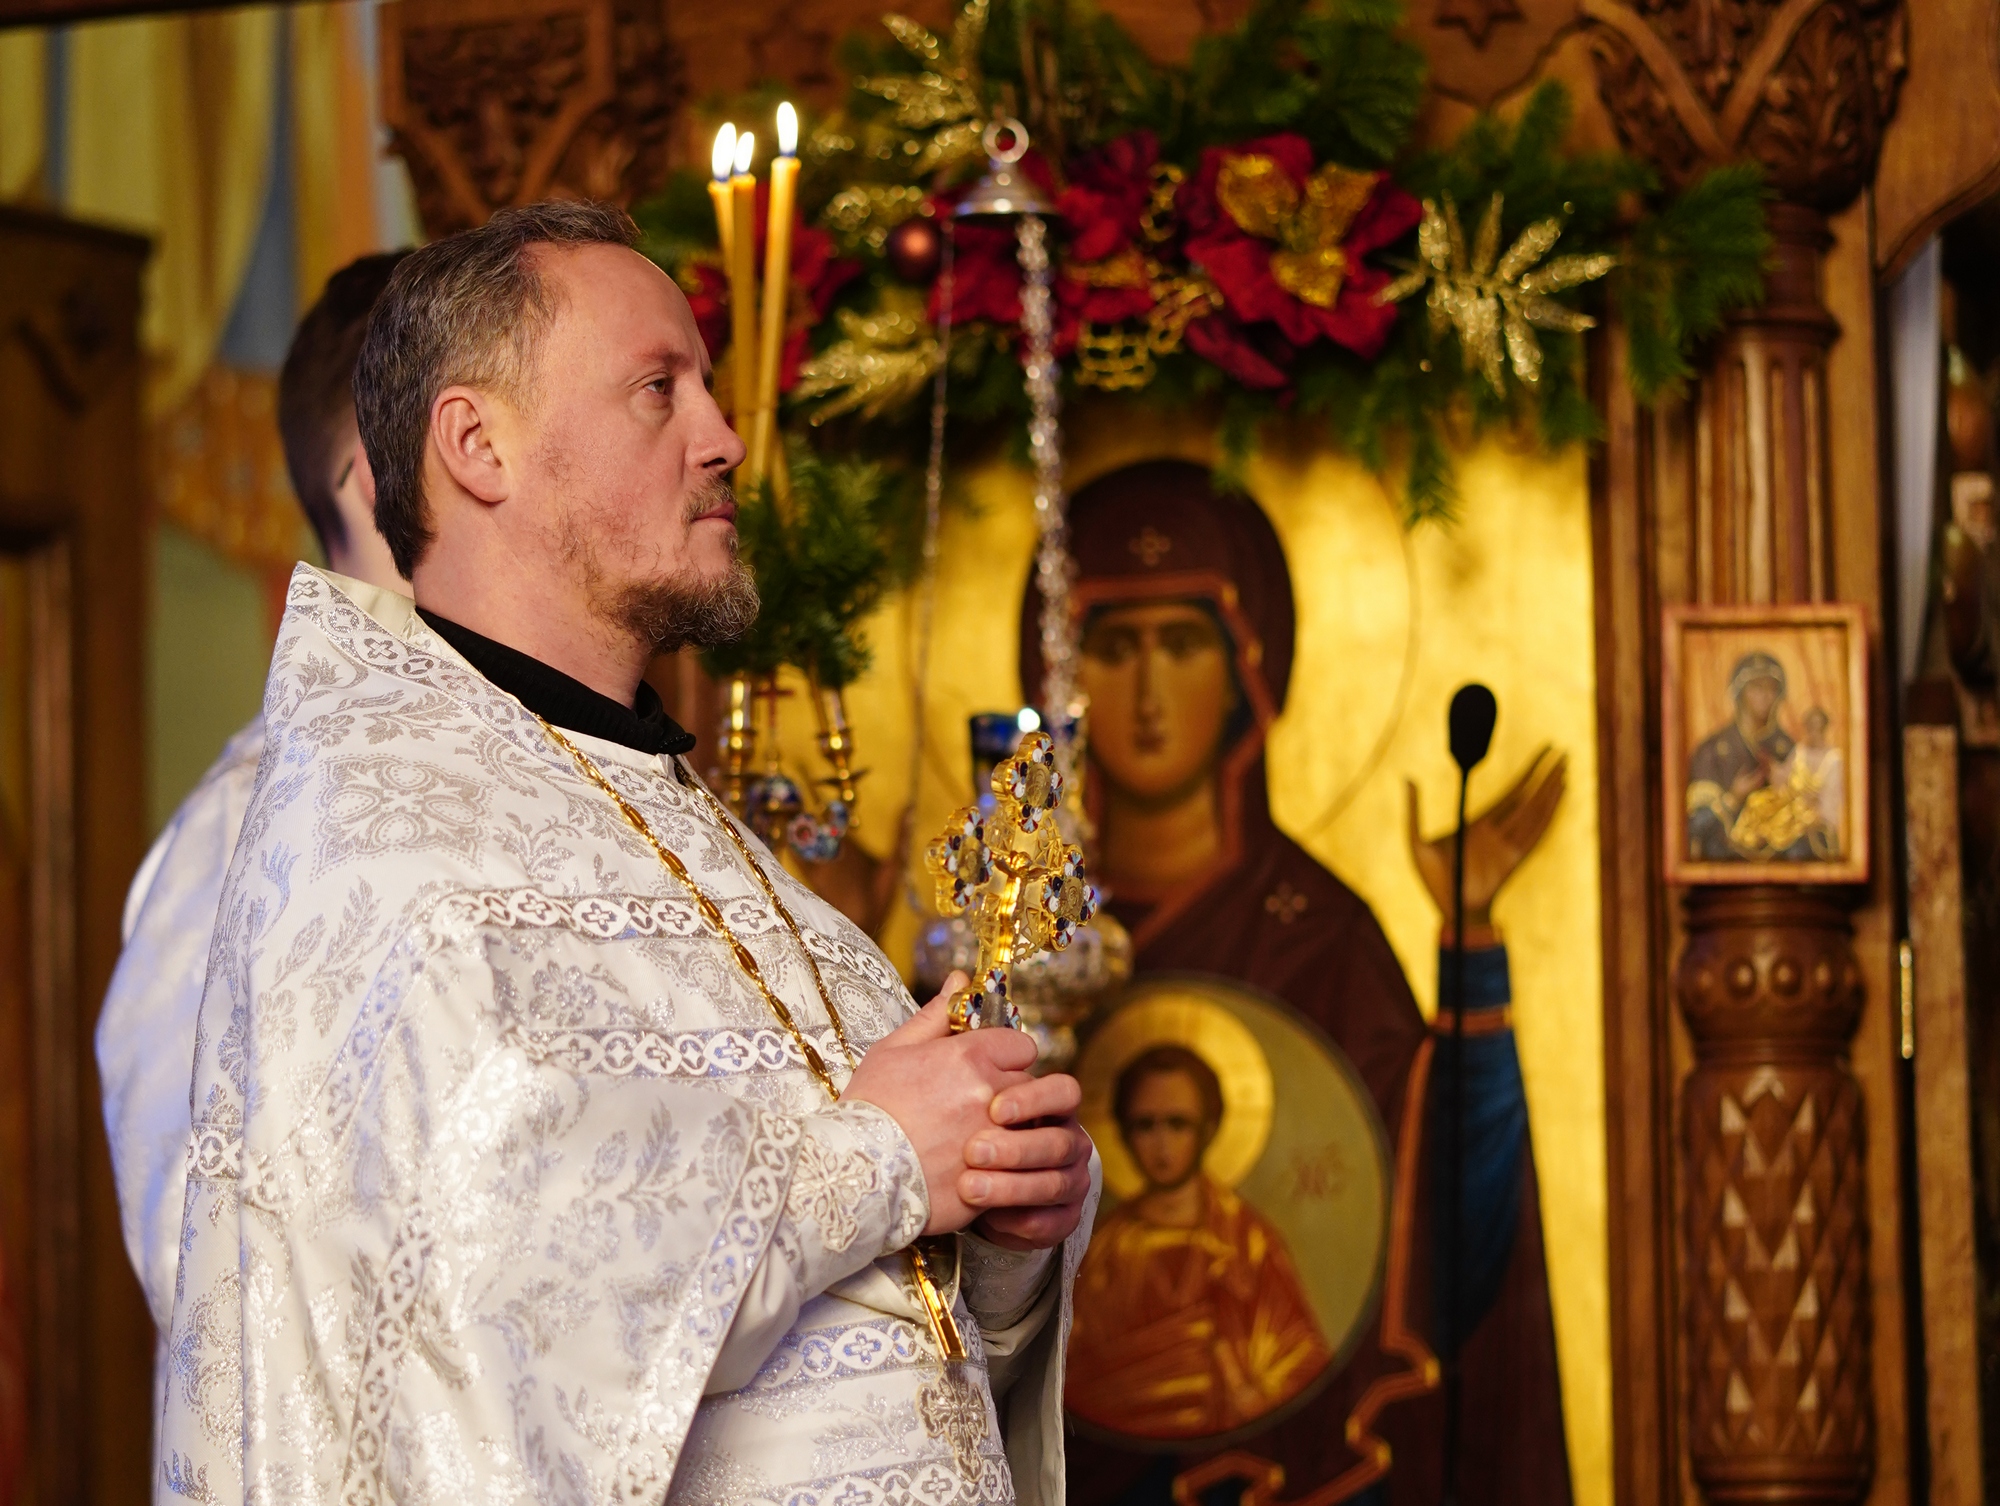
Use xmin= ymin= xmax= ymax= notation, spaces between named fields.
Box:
xmin=1449 ymin=682 xmax=1498 ymax=773
xmin=1442 ymin=681 xmax=1495 ymax=1506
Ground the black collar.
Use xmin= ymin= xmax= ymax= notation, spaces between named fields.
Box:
xmin=417 ymin=607 xmax=697 ymax=757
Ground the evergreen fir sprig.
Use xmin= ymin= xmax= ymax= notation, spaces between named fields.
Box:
xmin=701 ymin=449 xmax=922 ymax=689
xmin=1618 ymin=162 xmax=1773 ymax=399
xmin=1179 ymin=0 xmax=1425 ymax=166
xmin=630 ymin=171 xmax=724 ymax=273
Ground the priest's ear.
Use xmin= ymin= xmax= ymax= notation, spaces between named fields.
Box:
xmin=428 ymin=384 xmax=512 ymax=507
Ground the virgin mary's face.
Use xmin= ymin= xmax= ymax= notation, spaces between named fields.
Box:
xmin=1079 ymin=601 xmax=1237 ymax=802
xmin=1740 ymin=677 xmax=1781 ymax=725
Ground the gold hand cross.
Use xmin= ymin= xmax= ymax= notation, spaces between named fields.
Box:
xmin=924 ymin=730 xmax=1100 ymax=1033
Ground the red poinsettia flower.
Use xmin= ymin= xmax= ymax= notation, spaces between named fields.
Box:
xmin=1052 ymin=130 xmax=1165 ymax=350
xmin=1180 ymin=132 xmax=1421 ymax=362
xmin=781 ymin=226 xmax=864 ymax=389
xmin=793 ymin=226 xmax=864 ymax=321
xmin=1053 ymin=274 xmax=1156 ymax=346
xmin=936 ymin=218 xmax=1026 ymax=328
xmin=1183 ymin=312 xmax=1292 ymax=391
xmin=1059 ymin=130 xmax=1159 ymax=263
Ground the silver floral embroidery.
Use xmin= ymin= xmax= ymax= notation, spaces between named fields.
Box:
xmin=789 ymin=1127 xmax=879 ymax=1255
xmin=314 ymin=755 xmax=489 ymax=873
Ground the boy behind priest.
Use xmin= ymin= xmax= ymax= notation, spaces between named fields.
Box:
xmin=97 ymin=250 xmax=413 ymax=1402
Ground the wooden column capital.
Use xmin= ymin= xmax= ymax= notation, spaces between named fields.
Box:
xmin=1583 ymin=0 xmax=1906 ymax=209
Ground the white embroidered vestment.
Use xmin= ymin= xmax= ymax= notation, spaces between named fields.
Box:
xmin=158 ymin=566 xmax=1093 ymax=1506
xmin=100 ymin=716 xmax=265 ymax=1410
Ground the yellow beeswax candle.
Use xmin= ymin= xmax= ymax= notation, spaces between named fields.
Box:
xmin=729 ymin=131 xmax=758 ymax=446
xmin=750 ymin=103 xmax=799 ymax=483
xmin=708 ymin=123 xmax=736 ymax=264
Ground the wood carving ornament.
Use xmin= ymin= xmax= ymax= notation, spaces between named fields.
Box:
xmin=381 ymin=0 xmax=682 ymax=237
xmin=1584 ymin=0 xmax=1906 ymax=203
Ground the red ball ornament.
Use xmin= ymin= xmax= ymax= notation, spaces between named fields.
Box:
xmin=885 ymin=217 xmax=944 ymax=284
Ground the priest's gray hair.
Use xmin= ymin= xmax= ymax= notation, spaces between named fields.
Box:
xmin=353 ymin=200 xmax=639 ymax=579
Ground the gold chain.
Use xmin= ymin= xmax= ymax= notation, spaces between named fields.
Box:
xmin=536 ymin=718 xmax=967 ymax=1363
xmin=541 ymin=718 xmax=858 ymax=1095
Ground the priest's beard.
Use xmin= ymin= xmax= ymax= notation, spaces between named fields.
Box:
xmin=568 ymin=478 xmax=760 ymax=653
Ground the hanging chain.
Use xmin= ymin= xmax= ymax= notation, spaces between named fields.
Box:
xmin=542 ymin=718 xmax=858 ymax=1091
xmin=1016 ymin=213 xmax=1080 ymax=785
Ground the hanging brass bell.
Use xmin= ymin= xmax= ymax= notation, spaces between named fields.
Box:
xmin=952 ymin=117 xmax=1060 ymax=221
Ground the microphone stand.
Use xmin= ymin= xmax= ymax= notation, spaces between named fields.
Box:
xmin=1443 ymin=764 xmax=1468 ymax=1506
xmin=1439 ymin=680 xmax=1491 ymax=1506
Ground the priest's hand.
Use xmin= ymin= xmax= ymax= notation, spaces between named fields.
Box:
xmin=966 ymin=1066 xmax=1093 ymax=1252
xmin=842 ymin=975 xmax=1089 ymax=1235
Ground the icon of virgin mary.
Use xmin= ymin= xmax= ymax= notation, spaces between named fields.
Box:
xmin=1025 ymin=460 xmax=1572 ymax=1506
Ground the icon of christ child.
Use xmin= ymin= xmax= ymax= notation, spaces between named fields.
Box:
xmin=1029 ymin=460 xmax=1572 ymax=1506
xmin=1066 ymin=1045 xmax=1333 ymax=1439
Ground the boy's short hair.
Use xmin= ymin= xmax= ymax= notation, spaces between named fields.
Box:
xmin=278 ymin=251 xmax=412 ymax=558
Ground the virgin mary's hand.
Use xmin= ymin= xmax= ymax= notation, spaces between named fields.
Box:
xmin=1406 ymin=745 xmax=1567 ymax=931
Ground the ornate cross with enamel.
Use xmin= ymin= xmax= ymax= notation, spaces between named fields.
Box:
xmin=924 ymin=730 xmax=1100 ymax=1033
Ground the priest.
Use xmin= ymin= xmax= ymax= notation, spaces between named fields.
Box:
xmin=156 ymin=201 xmax=1095 ymax=1504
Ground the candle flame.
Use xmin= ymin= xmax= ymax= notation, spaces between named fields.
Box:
xmin=776 ymin=102 xmax=798 ymax=156
xmin=734 ymin=131 xmax=756 ymax=176
xmin=711 ymin=123 xmax=736 ymax=182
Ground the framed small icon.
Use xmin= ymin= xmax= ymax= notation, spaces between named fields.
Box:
xmin=1662 ymin=602 xmax=1869 ymax=885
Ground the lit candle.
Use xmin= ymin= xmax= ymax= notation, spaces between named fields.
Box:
xmin=730 ymin=130 xmax=759 ymax=448
xmin=708 ymin=122 xmax=736 ymax=263
xmin=750 ymin=102 xmax=799 ymax=485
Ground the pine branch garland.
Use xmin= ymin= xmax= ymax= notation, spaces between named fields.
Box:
xmin=639 ymin=0 xmax=1771 ymax=540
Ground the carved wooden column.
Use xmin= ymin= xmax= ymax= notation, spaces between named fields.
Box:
xmin=1585 ymin=0 xmax=1904 ymax=1500
xmin=1697 ymin=205 xmax=1839 ymax=606
xmin=1677 ymin=888 xmax=1871 ymax=1502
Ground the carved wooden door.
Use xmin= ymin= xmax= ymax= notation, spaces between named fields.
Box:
xmin=0 ymin=205 xmax=155 ymax=1503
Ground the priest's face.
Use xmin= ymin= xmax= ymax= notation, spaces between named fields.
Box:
xmin=1119 ymin=1067 xmax=1215 ymax=1191
xmin=514 ymin=243 xmax=753 ymax=647
xmin=1079 ymin=601 xmax=1238 ymax=803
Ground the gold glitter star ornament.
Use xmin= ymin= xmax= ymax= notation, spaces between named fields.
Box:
xmin=1377 ymin=192 xmax=1615 ymax=392
xmin=924 ymin=731 xmax=1100 ymax=1033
